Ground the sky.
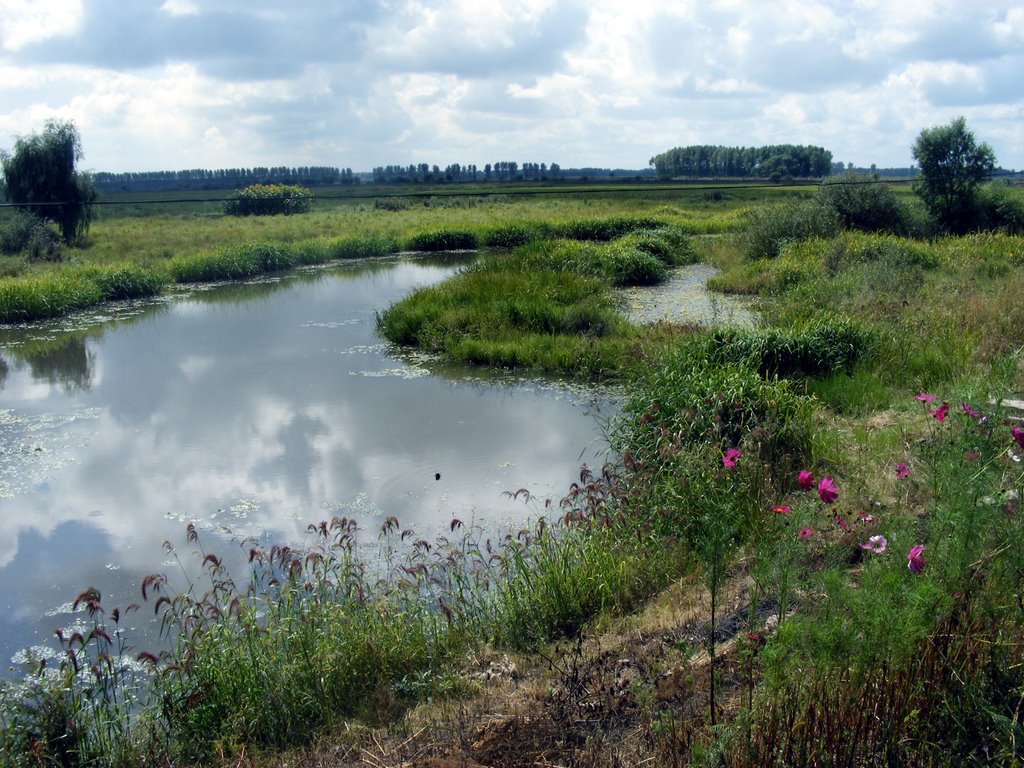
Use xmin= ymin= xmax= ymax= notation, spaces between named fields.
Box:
xmin=0 ymin=0 xmax=1022 ymax=174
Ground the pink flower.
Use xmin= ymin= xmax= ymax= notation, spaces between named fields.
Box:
xmin=1013 ymin=427 xmax=1024 ymax=449
xmin=915 ymin=392 xmax=936 ymax=403
xmin=722 ymin=448 xmax=742 ymax=468
xmin=772 ymin=505 xmax=791 ymax=515
xmin=960 ymin=402 xmax=979 ymax=418
xmin=797 ymin=470 xmax=815 ymax=491
xmin=895 ymin=463 xmax=910 ymax=479
xmin=834 ymin=514 xmax=850 ymax=531
xmin=817 ymin=476 xmax=839 ymax=504
xmin=797 ymin=527 xmax=814 ymax=540
xmin=930 ymin=402 xmax=949 ymax=422
xmin=858 ymin=511 xmax=876 ymax=524
xmin=907 ymin=545 xmax=925 ymax=574
xmin=859 ymin=534 xmax=888 ymax=554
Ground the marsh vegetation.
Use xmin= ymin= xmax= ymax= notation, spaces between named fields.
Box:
xmin=1 ymin=175 xmax=1024 ymax=766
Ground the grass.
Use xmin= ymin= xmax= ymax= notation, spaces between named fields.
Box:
xmin=4 ymin=180 xmax=1024 ymax=766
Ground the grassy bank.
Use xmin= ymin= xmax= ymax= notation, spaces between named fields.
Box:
xmin=3 ymin=182 xmax=1024 ymax=766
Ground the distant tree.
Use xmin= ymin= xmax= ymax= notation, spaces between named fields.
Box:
xmin=0 ymin=120 xmax=96 ymax=244
xmin=911 ymin=116 xmax=995 ymax=233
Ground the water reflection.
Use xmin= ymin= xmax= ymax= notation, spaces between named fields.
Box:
xmin=0 ymin=255 xmax=613 ymax=669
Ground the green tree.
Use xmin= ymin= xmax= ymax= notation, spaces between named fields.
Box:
xmin=911 ymin=116 xmax=995 ymax=234
xmin=1 ymin=120 xmax=97 ymax=244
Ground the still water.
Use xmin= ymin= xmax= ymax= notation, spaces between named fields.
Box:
xmin=0 ymin=255 xmax=613 ymax=670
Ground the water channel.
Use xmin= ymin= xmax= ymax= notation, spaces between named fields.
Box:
xmin=0 ymin=254 xmax=617 ymax=671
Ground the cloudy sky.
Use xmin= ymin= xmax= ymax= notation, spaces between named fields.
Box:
xmin=1 ymin=0 xmax=1022 ymax=174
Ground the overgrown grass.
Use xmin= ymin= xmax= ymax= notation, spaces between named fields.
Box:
xmin=377 ymin=226 xmax=697 ymax=377
xmin=6 ymin=186 xmax=1024 ymax=766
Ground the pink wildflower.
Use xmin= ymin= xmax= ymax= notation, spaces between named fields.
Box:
xmin=1013 ymin=427 xmax=1024 ymax=450
xmin=817 ymin=476 xmax=839 ymax=504
xmin=915 ymin=392 xmax=936 ymax=403
xmin=895 ymin=463 xmax=910 ymax=479
xmin=858 ymin=511 xmax=876 ymax=524
xmin=834 ymin=515 xmax=850 ymax=531
xmin=722 ymin=448 xmax=742 ymax=468
xmin=772 ymin=505 xmax=791 ymax=515
xmin=797 ymin=527 xmax=814 ymax=540
xmin=907 ymin=545 xmax=926 ymax=574
xmin=960 ymin=402 xmax=979 ymax=418
xmin=859 ymin=535 xmax=888 ymax=554
xmin=797 ymin=470 xmax=815 ymax=492
xmin=931 ymin=402 xmax=949 ymax=422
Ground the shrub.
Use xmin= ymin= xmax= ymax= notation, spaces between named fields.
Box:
xmin=0 ymin=212 xmax=63 ymax=261
xmin=817 ymin=173 xmax=906 ymax=233
xmin=742 ymin=201 xmax=839 ymax=260
xmin=976 ymin=181 xmax=1024 ymax=234
xmin=0 ymin=210 xmax=45 ymax=254
xmin=223 ymin=184 xmax=312 ymax=216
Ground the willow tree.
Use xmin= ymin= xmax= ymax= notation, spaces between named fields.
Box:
xmin=911 ymin=116 xmax=995 ymax=234
xmin=1 ymin=120 xmax=97 ymax=244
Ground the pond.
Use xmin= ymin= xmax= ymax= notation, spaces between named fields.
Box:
xmin=0 ymin=254 xmax=615 ymax=671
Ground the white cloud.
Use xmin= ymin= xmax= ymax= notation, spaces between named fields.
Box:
xmin=0 ymin=0 xmax=1022 ymax=170
xmin=0 ymin=0 xmax=81 ymax=51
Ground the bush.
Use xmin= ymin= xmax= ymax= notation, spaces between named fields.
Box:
xmin=976 ymin=181 xmax=1024 ymax=234
xmin=817 ymin=173 xmax=907 ymax=233
xmin=0 ymin=211 xmax=42 ymax=254
xmin=742 ymin=201 xmax=840 ymax=260
xmin=224 ymin=184 xmax=313 ymax=216
xmin=0 ymin=211 xmax=62 ymax=261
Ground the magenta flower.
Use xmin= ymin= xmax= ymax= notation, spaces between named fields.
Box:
xmin=858 ymin=511 xmax=876 ymax=524
xmin=895 ymin=463 xmax=910 ymax=479
xmin=722 ymin=448 xmax=742 ymax=468
xmin=817 ymin=476 xmax=839 ymax=504
xmin=797 ymin=470 xmax=815 ymax=491
xmin=960 ymin=402 xmax=979 ymax=418
xmin=931 ymin=402 xmax=949 ymax=422
xmin=859 ymin=534 xmax=888 ymax=554
xmin=797 ymin=527 xmax=814 ymax=540
xmin=907 ymin=545 xmax=925 ymax=574
xmin=1013 ymin=427 xmax=1024 ymax=449
xmin=834 ymin=514 xmax=850 ymax=531
xmin=772 ymin=504 xmax=791 ymax=515
xmin=915 ymin=392 xmax=936 ymax=403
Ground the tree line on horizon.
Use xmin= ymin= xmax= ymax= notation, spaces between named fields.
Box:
xmin=93 ymin=166 xmax=357 ymax=193
xmin=371 ymin=161 xmax=565 ymax=183
xmin=649 ymin=143 xmax=834 ymax=180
